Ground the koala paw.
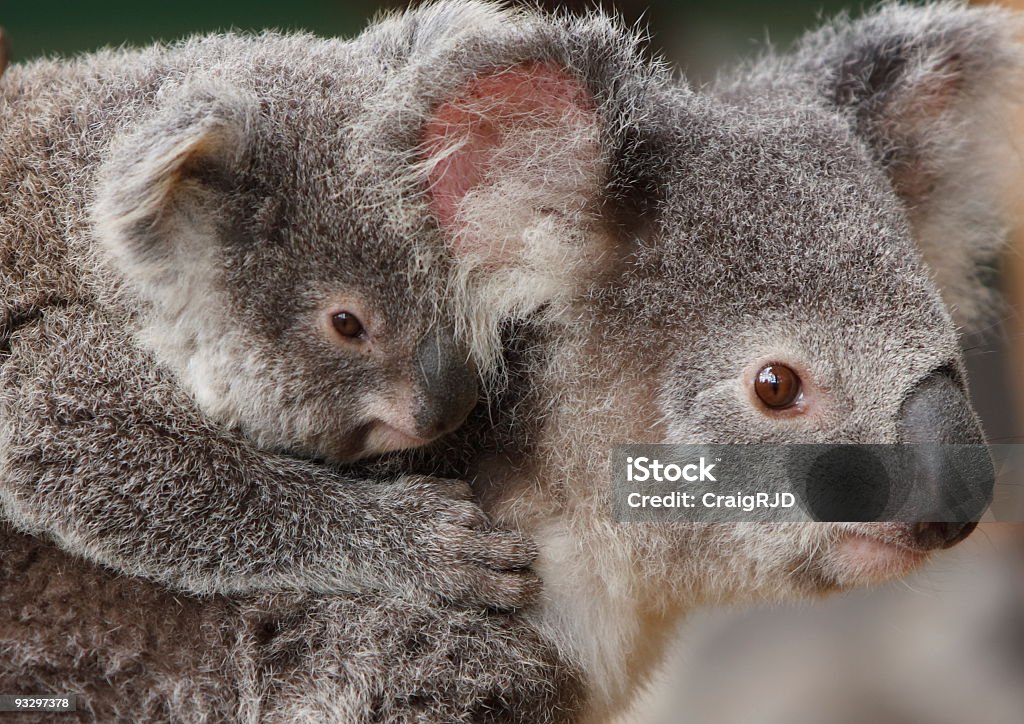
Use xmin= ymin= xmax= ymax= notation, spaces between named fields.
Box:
xmin=386 ymin=476 xmax=541 ymax=610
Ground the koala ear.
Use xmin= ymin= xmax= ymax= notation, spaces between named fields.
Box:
xmin=421 ymin=62 xmax=604 ymax=273
xmin=92 ymin=82 xmax=256 ymax=291
xmin=808 ymin=4 xmax=1024 ymax=326
xmin=419 ymin=62 xmax=606 ymax=376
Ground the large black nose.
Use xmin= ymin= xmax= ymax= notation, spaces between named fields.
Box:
xmin=912 ymin=521 xmax=978 ymax=550
xmin=412 ymin=332 xmax=479 ymax=440
xmin=897 ymin=370 xmax=993 ymax=548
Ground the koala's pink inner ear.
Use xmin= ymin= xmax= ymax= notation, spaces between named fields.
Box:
xmin=421 ymin=63 xmax=598 ymax=259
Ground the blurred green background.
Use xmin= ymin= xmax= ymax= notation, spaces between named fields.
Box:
xmin=2 ymin=0 xmax=854 ymax=82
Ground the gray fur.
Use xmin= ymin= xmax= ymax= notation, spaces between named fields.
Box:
xmin=0 ymin=520 xmax=580 ymax=723
xmin=2 ymin=1 xmax=1022 ymax=721
xmin=0 ymin=3 xmax=543 ymax=605
xmin=458 ymin=2 xmax=1023 ymax=718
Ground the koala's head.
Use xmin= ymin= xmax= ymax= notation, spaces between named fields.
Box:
xmin=92 ymin=67 xmax=478 ymax=462
xmin=629 ymin=4 xmax=1023 ymax=597
xmin=427 ymin=5 xmax=1023 ymax=601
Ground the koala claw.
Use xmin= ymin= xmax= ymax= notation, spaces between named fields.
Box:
xmin=396 ymin=476 xmax=541 ymax=610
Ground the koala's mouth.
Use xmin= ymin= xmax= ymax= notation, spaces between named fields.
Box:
xmin=796 ymin=524 xmax=945 ymax=591
xmin=322 ymin=422 xmax=437 ymax=464
xmin=799 ymin=520 xmax=982 ymax=591
xmin=361 ymin=422 xmax=435 ymax=456
xmin=829 ymin=532 xmax=931 ymax=585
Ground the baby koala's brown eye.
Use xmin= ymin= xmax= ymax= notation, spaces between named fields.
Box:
xmin=331 ymin=311 xmax=365 ymax=340
xmin=754 ymin=364 xmax=801 ymax=409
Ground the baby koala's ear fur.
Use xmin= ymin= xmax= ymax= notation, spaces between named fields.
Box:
xmin=420 ymin=62 xmax=607 ymax=371
xmin=803 ymin=2 xmax=1024 ymax=327
xmin=92 ymin=81 xmax=257 ymax=298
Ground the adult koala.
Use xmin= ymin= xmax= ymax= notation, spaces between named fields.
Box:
xmin=3 ymin=2 xmax=1022 ymax=723
xmin=413 ymin=0 xmax=1022 ymax=718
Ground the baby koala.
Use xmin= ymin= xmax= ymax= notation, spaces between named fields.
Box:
xmin=0 ymin=4 xmax=548 ymax=607
xmin=96 ymin=79 xmax=480 ymax=467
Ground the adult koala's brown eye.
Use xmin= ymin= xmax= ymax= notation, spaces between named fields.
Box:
xmin=331 ymin=311 xmax=365 ymax=339
xmin=754 ymin=364 xmax=801 ymax=409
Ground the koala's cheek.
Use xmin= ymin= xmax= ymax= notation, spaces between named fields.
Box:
xmin=182 ymin=357 xmax=237 ymax=425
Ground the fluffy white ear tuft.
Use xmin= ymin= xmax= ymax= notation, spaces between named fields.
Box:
xmin=421 ymin=63 xmax=607 ymax=372
xmin=423 ymin=62 xmax=598 ymax=251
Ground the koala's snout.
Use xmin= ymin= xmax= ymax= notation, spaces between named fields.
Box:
xmin=358 ymin=334 xmax=477 ymax=456
xmin=412 ymin=332 xmax=478 ymax=440
xmin=898 ymin=370 xmax=983 ymax=447
xmin=895 ymin=370 xmax=993 ymax=546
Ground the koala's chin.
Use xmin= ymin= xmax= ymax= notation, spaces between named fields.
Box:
xmin=360 ymin=423 xmax=437 ymax=458
xmin=763 ymin=520 xmax=978 ymax=597
xmin=298 ymin=422 xmax=436 ymax=464
xmin=827 ymin=532 xmax=930 ymax=587
xmin=821 ymin=522 xmax=978 ymax=589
